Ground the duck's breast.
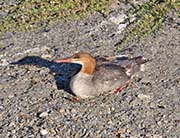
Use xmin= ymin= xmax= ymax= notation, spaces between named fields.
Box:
xmin=70 ymin=72 xmax=97 ymax=98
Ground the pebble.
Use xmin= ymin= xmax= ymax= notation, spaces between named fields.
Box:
xmin=11 ymin=129 xmax=16 ymax=134
xmin=71 ymin=108 xmax=77 ymax=113
xmin=0 ymin=106 xmax=4 ymax=110
xmin=40 ymin=129 xmax=48 ymax=135
xmin=107 ymin=108 xmax=112 ymax=114
xmin=39 ymin=112 xmax=49 ymax=118
xmin=149 ymin=102 xmax=156 ymax=108
xmin=109 ymin=14 xmax=127 ymax=25
xmin=153 ymin=135 xmax=163 ymax=138
xmin=117 ymin=23 xmax=127 ymax=33
xmin=111 ymin=107 xmax=115 ymax=111
xmin=41 ymin=54 xmax=52 ymax=59
xmin=0 ymin=59 xmax=9 ymax=66
xmin=8 ymin=94 xmax=14 ymax=98
xmin=137 ymin=94 xmax=151 ymax=100
xmin=59 ymin=108 xmax=65 ymax=113
xmin=109 ymin=14 xmax=129 ymax=33
xmin=39 ymin=68 xmax=50 ymax=75
xmin=9 ymin=122 xmax=15 ymax=127
xmin=140 ymin=78 xmax=153 ymax=85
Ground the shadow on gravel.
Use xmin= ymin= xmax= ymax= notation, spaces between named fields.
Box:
xmin=11 ymin=56 xmax=81 ymax=95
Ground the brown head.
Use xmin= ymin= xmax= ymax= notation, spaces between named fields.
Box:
xmin=55 ymin=52 xmax=97 ymax=75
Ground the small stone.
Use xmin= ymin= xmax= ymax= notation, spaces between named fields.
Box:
xmin=59 ymin=108 xmax=65 ymax=113
xmin=149 ymin=102 xmax=156 ymax=108
xmin=117 ymin=23 xmax=127 ymax=34
xmin=0 ymin=84 xmax=6 ymax=89
xmin=109 ymin=14 xmax=128 ymax=33
xmin=8 ymin=94 xmax=14 ymax=98
xmin=153 ymin=135 xmax=163 ymax=138
xmin=40 ymin=129 xmax=48 ymax=135
xmin=9 ymin=122 xmax=15 ymax=127
xmin=29 ymin=119 xmax=35 ymax=126
xmin=39 ymin=68 xmax=50 ymax=75
xmin=116 ymin=128 xmax=126 ymax=137
xmin=0 ymin=59 xmax=9 ymax=66
xmin=140 ymin=78 xmax=152 ymax=85
xmin=107 ymin=108 xmax=111 ymax=114
xmin=157 ymin=121 xmax=162 ymax=125
xmin=39 ymin=112 xmax=48 ymax=118
xmin=50 ymin=128 xmax=56 ymax=135
xmin=11 ymin=129 xmax=16 ymax=134
xmin=108 ymin=120 xmax=113 ymax=124
xmin=71 ymin=108 xmax=77 ymax=113
xmin=109 ymin=14 xmax=127 ymax=25
xmin=0 ymin=106 xmax=4 ymax=110
xmin=111 ymin=107 xmax=115 ymax=111
xmin=41 ymin=54 xmax=52 ymax=59
xmin=137 ymin=94 xmax=151 ymax=100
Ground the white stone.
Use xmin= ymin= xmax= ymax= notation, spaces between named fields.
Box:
xmin=138 ymin=94 xmax=151 ymax=100
xmin=40 ymin=129 xmax=48 ymax=135
xmin=39 ymin=112 xmax=48 ymax=118
xmin=109 ymin=14 xmax=127 ymax=25
xmin=117 ymin=23 xmax=128 ymax=34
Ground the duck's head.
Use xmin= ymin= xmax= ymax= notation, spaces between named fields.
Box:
xmin=55 ymin=52 xmax=97 ymax=75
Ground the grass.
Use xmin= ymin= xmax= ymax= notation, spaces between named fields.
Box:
xmin=116 ymin=0 xmax=180 ymax=52
xmin=0 ymin=0 xmax=179 ymax=50
xmin=0 ymin=0 xmax=111 ymax=33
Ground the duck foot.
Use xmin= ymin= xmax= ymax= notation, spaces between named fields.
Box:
xmin=115 ymin=81 xmax=130 ymax=94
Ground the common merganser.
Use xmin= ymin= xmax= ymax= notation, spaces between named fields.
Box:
xmin=55 ymin=52 xmax=146 ymax=99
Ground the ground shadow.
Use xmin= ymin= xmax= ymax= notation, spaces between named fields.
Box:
xmin=11 ymin=56 xmax=81 ymax=95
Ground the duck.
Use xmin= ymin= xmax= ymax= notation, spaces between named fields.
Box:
xmin=55 ymin=52 xmax=146 ymax=99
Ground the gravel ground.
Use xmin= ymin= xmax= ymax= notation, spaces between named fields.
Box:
xmin=0 ymin=1 xmax=180 ymax=138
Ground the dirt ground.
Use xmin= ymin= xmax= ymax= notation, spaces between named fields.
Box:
xmin=0 ymin=2 xmax=180 ymax=138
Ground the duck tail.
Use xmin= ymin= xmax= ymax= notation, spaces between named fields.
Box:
xmin=124 ymin=56 xmax=147 ymax=77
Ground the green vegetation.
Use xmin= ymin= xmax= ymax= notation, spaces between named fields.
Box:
xmin=0 ymin=0 xmax=179 ymax=50
xmin=116 ymin=0 xmax=180 ymax=51
xmin=0 ymin=0 xmax=111 ymax=32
